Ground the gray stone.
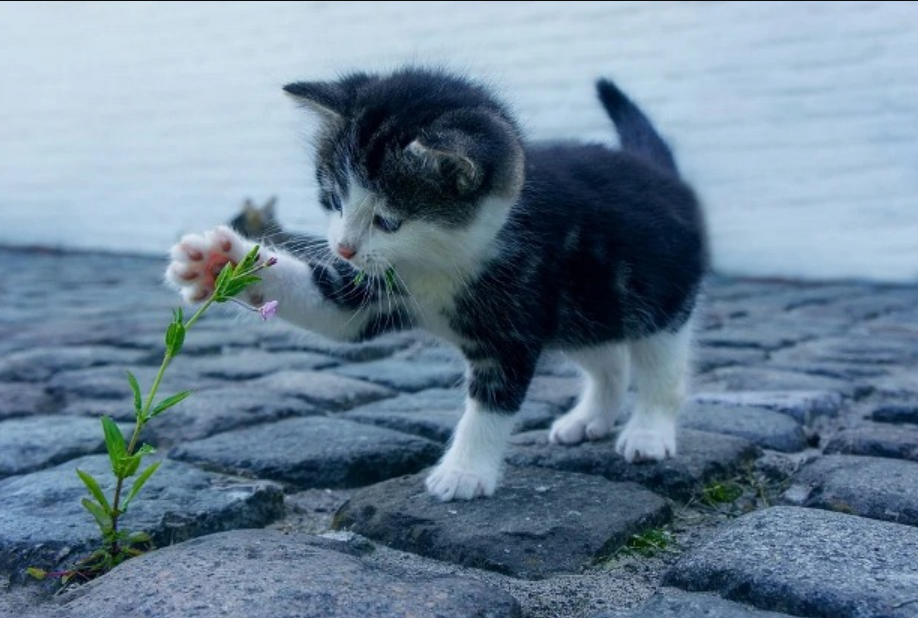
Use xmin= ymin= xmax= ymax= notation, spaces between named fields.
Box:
xmin=143 ymin=387 xmax=318 ymax=446
xmin=793 ymin=289 xmax=918 ymax=322
xmin=695 ymin=346 xmax=769 ymax=374
xmin=526 ymin=376 xmax=582 ymax=413
xmin=47 ymin=366 xmax=220 ymax=401
xmin=0 ymin=346 xmax=148 ymax=383
xmin=189 ymin=349 xmax=339 ymax=380
xmin=127 ymin=326 xmax=263 ymax=357
xmin=782 ymin=455 xmax=918 ymax=527
xmin=0 ymin=383 xmax=55 ymax=419
xmin=0 ymin=416 xmax=132 ymax=479
xmin=170 ymin=416 xmax=442 ymax=489
xmin=507 ymin=429 xmax=760 ymax=501
xmin=681 ymin=402 xmax=806 ymax=453
xmin=825 ymin=424 xmax=918 ymax=462
xmin=0 ymin=454 xmax=283 ymax=580
xmin=872 ymin=403 xmax=918 ymax=425
xmin=61 ymin=398 xmax=143 ymax=422
xmin=329 ymin=358 xmax=464 ymax=392
xmin=341 ymin=388 xmax=557 ymax=443
xmin=699 ymin=325 xmax=799 ymax=351
xmin=334 ymin=467 xmax=671 ymax=579
xmin=47 ymin=530 xmax=521 ymax=618
xmin=691 ymin=390 xmax=843 ymax=424
xmin=243 ymin=370 xmax=395 ymax=411
xmin=665 ymin=506 xmax=918 ymax=618
xmin=600 ymin=591 xmax=797 ymax=618
xmin=771 ymin=335 xmax=918 ymax=366
xmin=695 ymin=367 xmax=864 ymax=399
xmin=766 ymin=360 xmax=891 ymax=384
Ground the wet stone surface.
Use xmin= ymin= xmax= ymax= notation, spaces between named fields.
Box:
xmin=3 ymin=246 xmax=918 ymax=618
xmin=665 ymin=507 xmax=918 ymax=618
xmin=507 ymin=429 xmax=760 ymax=501
xmin=169 ymin=416 xmax=443 ymax=489
xmin=34 ymin=529 xmax=522 ymax=618
xmin=782 ymin=455 xmax=918 ymax=527
xmin=0 ymin=454 xmax=284 ymax=582
xmin=335 ymin=467 xmax=672 ymax=579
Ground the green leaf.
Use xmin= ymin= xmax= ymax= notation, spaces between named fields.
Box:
xmin=119 ymin=444 xmax=155 ymax=479
xmin=101 ymin=416 xmax=127 ymax=476
xmin=221 ymin=275 xmax=261 ymax=299
xmin=76 ymin=469 xmax=111 ymax=514
xmin=150 ymin=390 xmax=193 ymax=417
xmin=234 ymin=244 xmax=261 ymax=276
xmin=126 ymin=371 xmax=142 ymax=415
xmin=26 ymin=567 xmax=47 ymax=580
xmin=165 ymin=308 xmax=186 ymax=357
xmin=82 ymin=498 xmax=112 ymax=533
xmin=353 ymin=271 xmax=365 ymax=286
xmin=121 ymin=461 xmax=161 ymax=512
xmin=213 ymin=262 xmax=234 ymax=297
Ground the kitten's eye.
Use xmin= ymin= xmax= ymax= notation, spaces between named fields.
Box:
xmin=326 ymin=193 xmax=343 ymax=213
xmin=373 ymin=215 xmax=402 ymax=233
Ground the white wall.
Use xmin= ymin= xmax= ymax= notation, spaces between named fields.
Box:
xmin=1 ymin=1 xmax=916 ymax=281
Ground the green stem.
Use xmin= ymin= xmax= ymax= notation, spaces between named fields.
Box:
xmin=102 ymin=252 xmax=267 ymax=562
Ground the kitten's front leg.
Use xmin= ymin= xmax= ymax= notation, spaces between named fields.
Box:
xmin=165 ymin=226 xmax=388 ymax=341
xmin=425 ymin=352 xmax=538 ymax=501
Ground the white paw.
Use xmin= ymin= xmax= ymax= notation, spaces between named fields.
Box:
xmin=616 ymin=416 xmax=677 ymax=463
xmin=425 ymin=461 xmax=499 ymax=502
xmin=548 ymin=408 xmax=611 ymax=445
xmin=165 ymin=226 xmax=250 ymax=303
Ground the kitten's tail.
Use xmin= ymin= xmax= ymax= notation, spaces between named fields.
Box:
xmin=596 ymin=78 xmax=678 ymax=177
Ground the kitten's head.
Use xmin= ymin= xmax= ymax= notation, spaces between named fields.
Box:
xmin=284 ymin=67 xmax=524 ymax=276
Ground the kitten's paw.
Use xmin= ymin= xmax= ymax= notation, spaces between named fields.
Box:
xmin=548 ymin=409 xmax=611 ymax=445
xmin=615 ymin=417 xmax=677 ymax=463
xmin=165 ymin=226 xmax=249 ymax=303
xmin=425 ymin=461 xmax=499 ymax=501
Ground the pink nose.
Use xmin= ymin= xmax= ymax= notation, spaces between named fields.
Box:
xmin=337 ymin=244 xmax=357 ymax=260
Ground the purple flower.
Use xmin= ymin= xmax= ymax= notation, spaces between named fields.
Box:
xmin=258 ymin=300 xmax=278 ymax=321
xmin=265 ymin=256 xmax=278 ymax=267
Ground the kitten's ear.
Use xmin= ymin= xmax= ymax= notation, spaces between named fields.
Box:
xmin=243 ymin=198 xmax=256 ymax=214
xmin=283 ymin=82 xmax=347 ymax=120
xmin=407 ymin=139 xmax=482 ymax=196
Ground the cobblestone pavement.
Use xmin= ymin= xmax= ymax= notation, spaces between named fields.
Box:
xmin=1 ymin=246 xmax=917 ymax=618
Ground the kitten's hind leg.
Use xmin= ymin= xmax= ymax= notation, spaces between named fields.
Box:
xmin=617 ymin=319 xmax=694 ymax=462
xmin=549 ymin=343 xmax=630 ymax=444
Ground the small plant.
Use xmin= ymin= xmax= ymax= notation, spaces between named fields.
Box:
xmin=621 ymin=527 xmax=675 ymax=558
xmin=28 ymin=246 xmax=275 ymax=585
xmin=702 ymin=480 xmax=744 ymax=507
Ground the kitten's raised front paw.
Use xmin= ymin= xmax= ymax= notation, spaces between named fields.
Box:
xmin=548 ymin=408 xmax=611 ymax=445
xmin=425 ymin=462 xmax=499 ymax=501
xmin=165 ymin=226 xmax=249 ymax=303
xmin=615 ymin=417 xmax=676 ymax=463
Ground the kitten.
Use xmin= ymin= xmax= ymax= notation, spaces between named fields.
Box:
xmin=166 ymin=67 xmax=707 ymax=501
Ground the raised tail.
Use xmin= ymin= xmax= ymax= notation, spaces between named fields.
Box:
xmin=596 ymin=78 xmax=678 ymax=176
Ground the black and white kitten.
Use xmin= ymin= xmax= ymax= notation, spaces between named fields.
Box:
xmin=166 ymin=67 xmax=707 ymax=501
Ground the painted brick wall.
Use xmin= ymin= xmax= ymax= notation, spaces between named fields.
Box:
xmin=1 ymin=1 xmax=916 ymax=281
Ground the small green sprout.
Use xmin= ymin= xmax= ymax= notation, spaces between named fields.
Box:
xmin=622 ymin=528 xmax=675 ymax=557
xmin=702 ymin=481 xmax=744 ymax=506
xmin=29 ymin=245 xmax=276 ymax=586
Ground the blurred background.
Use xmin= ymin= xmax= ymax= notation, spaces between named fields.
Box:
xmin=0 ymin=1 xmax=915 ymax=281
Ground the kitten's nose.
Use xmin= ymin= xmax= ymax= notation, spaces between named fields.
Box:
xmin=337 ymin=244 xmax=357 ymax=260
